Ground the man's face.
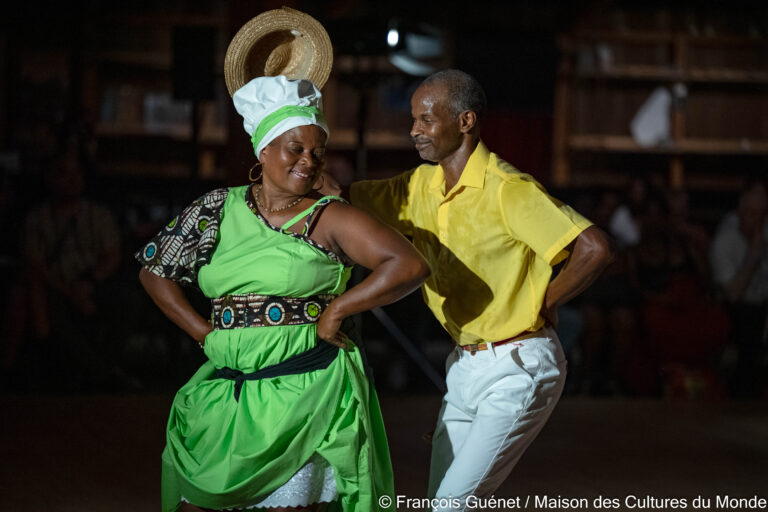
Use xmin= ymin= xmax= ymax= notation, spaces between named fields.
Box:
xmin=410 ymin=84 xmax=462 ymax=163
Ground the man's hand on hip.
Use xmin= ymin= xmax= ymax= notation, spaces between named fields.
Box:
xmin=315 ymin=170 xmax=343 ymax=196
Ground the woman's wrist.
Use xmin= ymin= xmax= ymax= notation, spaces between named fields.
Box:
xmin=190 ymin=318 xmax=213 ymax=346
xmin=324 ymin=299 xmax=346 ymax=323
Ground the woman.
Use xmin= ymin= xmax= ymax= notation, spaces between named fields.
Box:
xmin=137 ymin=76 xmax=430 ymax=512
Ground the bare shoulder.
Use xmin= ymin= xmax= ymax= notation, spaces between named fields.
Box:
xmin=318 ymin=199 xmax=372 ymax=225
xmin=314 ymin=198 xmax=398 ymax=248
xmin=309 ymin=199 xmax=375 ymax=247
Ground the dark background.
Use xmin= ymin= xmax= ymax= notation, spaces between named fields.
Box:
xmin=0 ymin=1 xmax=767 ymax=510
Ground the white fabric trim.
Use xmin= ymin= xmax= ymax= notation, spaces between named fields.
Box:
xmin=180 ymin=453 xmax=337 ymax=509
xmin=252 ymin=453 xmax=337 ymax=508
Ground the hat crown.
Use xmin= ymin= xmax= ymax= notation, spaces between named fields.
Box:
xmin=224 ymin=7 xmax=333 ymax=96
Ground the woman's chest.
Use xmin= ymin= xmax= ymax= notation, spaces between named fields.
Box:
xmin=198 ymin=210 xmax=346 ymax=297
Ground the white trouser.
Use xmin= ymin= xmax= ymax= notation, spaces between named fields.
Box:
xmin=428 ymin=327 xmax=567 ymax=512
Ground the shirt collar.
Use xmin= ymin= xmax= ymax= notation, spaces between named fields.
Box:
xmin=428 ymin=140 xmax=490 ymax=193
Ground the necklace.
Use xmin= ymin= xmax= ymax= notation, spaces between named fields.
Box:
xmin=254 ymin=184 xmax=305 ymax=213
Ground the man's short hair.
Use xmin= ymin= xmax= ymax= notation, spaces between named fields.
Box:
xmin=421 ymin=69 xmax=487 ymax=120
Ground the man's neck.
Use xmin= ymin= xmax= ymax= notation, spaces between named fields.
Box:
xmin=440 ymin=137 xmax=479 ymax=192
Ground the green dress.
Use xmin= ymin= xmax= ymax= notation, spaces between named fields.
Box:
xmin=139 ymin=185 xmax=394 ymax=511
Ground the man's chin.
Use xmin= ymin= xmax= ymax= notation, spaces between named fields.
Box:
xmin=417 ymin=150 xmax=438 ymax=162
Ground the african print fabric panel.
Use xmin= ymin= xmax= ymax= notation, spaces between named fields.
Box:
xmin=135 ymin=188 xmax=229 ymax=286
xmin=211 ymin=293 xmax=336 ymax=329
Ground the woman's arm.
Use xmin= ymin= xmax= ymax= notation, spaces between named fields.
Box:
xmin=314 ymin=203 xmax=431 ymax=347
xmin=139 ymin=268 xmax=213 ymax=345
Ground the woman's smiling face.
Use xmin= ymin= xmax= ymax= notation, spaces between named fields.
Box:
xmin=259 ymin=125 xmax=327 ymax=195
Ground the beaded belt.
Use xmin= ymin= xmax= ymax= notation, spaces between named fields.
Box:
xmin=211 ymin=293 xmax=335 ymax=330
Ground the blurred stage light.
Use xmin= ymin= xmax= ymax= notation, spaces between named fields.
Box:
xmin=387 ymin=28 xmax=400 ymax=48
xmin=388 ymin=25 xmax=443 ymax=76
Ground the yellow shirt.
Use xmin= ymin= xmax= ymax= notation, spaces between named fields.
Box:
xmin=351 ymin=141 xmax=593 ymax=345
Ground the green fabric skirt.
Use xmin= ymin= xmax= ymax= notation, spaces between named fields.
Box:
xmin=161 ymin=335 xmax=394 ymax=511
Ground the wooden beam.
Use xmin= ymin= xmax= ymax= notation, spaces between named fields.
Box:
xmin=569 ymin=135 xmax=768 ymax=155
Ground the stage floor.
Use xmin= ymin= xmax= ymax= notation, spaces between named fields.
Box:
xmin=1 ymin=394 xmax=766 ymax=511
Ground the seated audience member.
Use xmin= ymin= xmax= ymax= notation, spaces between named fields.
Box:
xmin=635 ymin=188 xmax=728 ymax=399
xmin=19 ymin=150 xmax=123 ymax=391
xmin=710 ymin=178 xmax=768 ymax=398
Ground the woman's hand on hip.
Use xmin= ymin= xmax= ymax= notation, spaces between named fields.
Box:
xmin=316 ymin=306 xmax=349 ymax=349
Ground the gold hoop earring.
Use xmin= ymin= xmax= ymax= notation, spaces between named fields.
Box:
xmin=248 ymin=162 xmax=262 ymax=182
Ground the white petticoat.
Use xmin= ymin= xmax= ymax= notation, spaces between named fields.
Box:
xmin=181 ymin=452 xmax=337 ymax=509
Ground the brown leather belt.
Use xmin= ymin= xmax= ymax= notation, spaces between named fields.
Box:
xmin=458 ymin=330 xmax=538 ymax=355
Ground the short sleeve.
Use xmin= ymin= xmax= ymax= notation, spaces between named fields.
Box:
xmin=135 ymin=188 xmax=229 ymax=287
xmin=499 ymin=179 xmax=593 ymax=265
xmin=350 ymin=170 xmax=415 ymax=236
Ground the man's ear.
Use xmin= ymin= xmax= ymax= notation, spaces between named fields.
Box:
xmin=458 ymin=110 xmax=477 ymax=134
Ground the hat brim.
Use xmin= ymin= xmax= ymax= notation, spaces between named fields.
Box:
xmin=224 ymin=7 xmax=333 ymax=96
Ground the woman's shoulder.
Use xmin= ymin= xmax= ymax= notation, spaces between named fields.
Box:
xmin=314 ymin=197 xmax=387 ymax=233
xmin=300 ymin=193 xmax=347 ymax=218
xmin=313 ymin=195 xmax=353 ymax=215
xmin=186 ymin=185 xmax=255 ymax=218
xmin=193 ymin=187 xmax=233 ymax=208
xmin=315 ymin=193 xmax=348 ymax=206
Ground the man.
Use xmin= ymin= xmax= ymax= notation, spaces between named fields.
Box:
xmin=325 ymin=69 xmax=613 ymax=510
xmin=709 ymin=178 xmax=768 ymax=397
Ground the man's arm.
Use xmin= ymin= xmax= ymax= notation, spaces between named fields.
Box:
xmin=542 ymin=225 xmax=615 ymax=326
xmin=318 ymin=168 xmax=416 ymax=237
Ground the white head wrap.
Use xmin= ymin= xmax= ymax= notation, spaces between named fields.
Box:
xmin=232 ymin=75 xmax=329 ymax=160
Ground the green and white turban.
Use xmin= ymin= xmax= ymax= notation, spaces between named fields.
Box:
xmin=233 ymin=75 xmax=329 ymax=160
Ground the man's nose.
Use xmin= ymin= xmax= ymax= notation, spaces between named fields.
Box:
xmin=410 ymin=121 xmax=420 ymax=139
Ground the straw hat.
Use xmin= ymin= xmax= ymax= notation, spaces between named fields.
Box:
xmin=224 ymin=7 xmax=333 ymax=96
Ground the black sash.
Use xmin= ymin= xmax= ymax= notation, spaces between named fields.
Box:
xmin=212 ymin=341 xmax=340 ymax=401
